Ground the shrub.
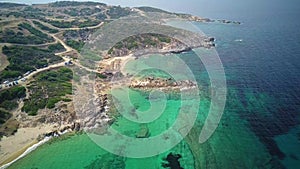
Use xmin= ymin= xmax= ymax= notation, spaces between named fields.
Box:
xmin=22 ymin=68 xmax=73 ymax=115
xmin=46 ymin=97 xmax=61 ymax=109
xmin=0 ymin=109 xmax=11 ymax=124
xmin=32 ymin=20 xmax=59 ymax=33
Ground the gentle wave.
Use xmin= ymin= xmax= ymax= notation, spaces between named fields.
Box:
xmin=0 ymin=136 xmax=52 ymax=169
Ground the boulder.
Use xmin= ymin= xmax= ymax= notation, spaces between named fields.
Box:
xmin=135 ymin=125 xmax=150 ymax=138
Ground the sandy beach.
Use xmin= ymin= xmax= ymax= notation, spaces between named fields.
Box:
xmin=0 ymin=124 xmax=56 ymax=166
xmin=100 ymin=54 xmax=134 ymax=74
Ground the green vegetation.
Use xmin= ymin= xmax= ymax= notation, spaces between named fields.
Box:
xmin=0 ymin=2 xmax=27 ymax=8
xmin=96 ymin=73 xmax=107 ymax=79
xmin=62 ymin=29 xmax=94 ymax=47
xmin=66 ymin=40 xmax=84 ymax=52
xmin=63 ymin=7 xmax=102 ymax=17
xmin=42 ymin=18 xmax=99 ymax=28
xmin=18 ymin=22 xmax=53 ymax=41
xmin=46 ymin=97 xmax=62 ymax=109
xmin=0 ymin=109 xmax=10 ymax=125
xmin=158 ymin=36 xmax=171 ymax=43
xmin=137 ymin=7 xmax=171 ymax=14
xmin=78 ymin=20 xmax=100 ymax=28
xmin=0 ymin=28 xmax=41 ymax=45
xmin=49 ymin=1 xmax=106 ymax=7
xmin=22 ymin=67 xmax=73 ymax=115
xmin=0 ymin=86 xmax=26 ymax=104
xmin=48 ymin=43 xmax=65 ymax=53
xmin=23 ymin=6 xmax=42 ymax=12
xmin=6 ymin=11 xmax=23 ymax=18
xmin=0 ymin=45 xmax=62 ymax=81
xmin=0 ymin=71 xmax=22 ymax=80
xmin=4 ymin=7 xmax=44 ymax=19
xmin=0 ymin=22 xmax=53 ymax=44
xmin=0 ymin=86 xmax=23 ymax=138
xmin=107 ymin=48 xmax=113 ymax=55
xmin=107 ymin=6 xmax=132 ymax=19
xmin=44 ymin=19 xmax=73 ymax=28
xmin=0 ymin=86 xmax=26 ymax=119
xmin=32 ymin=20 xmax=59 ymax=33
xmin=95 ymin=13 xmax=107 ymax=21
xmin=0 ymin=100 xmax=18 ymax=111
xmin=109 ymin=33 xmax=172 ymax=54
xmin=0 ymin=72 xmax=25 ymax=139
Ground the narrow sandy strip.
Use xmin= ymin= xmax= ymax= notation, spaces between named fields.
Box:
xmin=0 ymin=136 xmax=51 ymax=169
xmin=0 ymin=125 xmax=56 ymax=167
xmin=100 ymin=54 xmax=134 ymax=75
xmin=119 ymin=55 xmax=135 ymax=75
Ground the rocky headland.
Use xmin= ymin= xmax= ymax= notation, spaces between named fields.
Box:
xmin=129 ymin=77 xmax=197 ymax=91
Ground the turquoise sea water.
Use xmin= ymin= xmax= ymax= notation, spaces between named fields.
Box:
xmin=6 ymin=0 xmax=300 ymax=169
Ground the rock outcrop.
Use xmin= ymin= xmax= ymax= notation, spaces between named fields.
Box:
xmin=129 ymin=77 xmax=197 ymax=91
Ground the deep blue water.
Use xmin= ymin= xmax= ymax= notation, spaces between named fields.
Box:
xmin=192 ymin=2 xmax=300 ymax=167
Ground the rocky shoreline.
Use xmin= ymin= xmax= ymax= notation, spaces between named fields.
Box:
xmin=108 ymin=35 xmax=216 ymax=58
xmin=38 ymin=122 xmax=80 ymax=140
xmin=185 ymin=15 xmax=241 ymax=25
xmin=129 ymin=77 xmax=197 ymax=91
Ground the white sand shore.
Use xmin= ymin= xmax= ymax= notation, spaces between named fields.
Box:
xmin=119 ymin=54 xmax=135 ymax=75
xmin=100 ymin=54 xmax=134 ymax=75
xmin=0 ymin=125 xmax=56 ymax=167
xmin=0 ymin=136 xmax=51 ymax=169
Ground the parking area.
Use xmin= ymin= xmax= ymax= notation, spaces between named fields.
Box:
xmin=0 ymin=60 xmax=74 ymax=91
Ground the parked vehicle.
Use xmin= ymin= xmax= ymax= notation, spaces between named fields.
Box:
xmin=24 ymin=71 xmax=31 ymax=76
xmin=65 ymin=60 xmax=73 ymax=66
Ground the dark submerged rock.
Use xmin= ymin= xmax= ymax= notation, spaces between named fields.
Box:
xmin=162 ymin=153 xmax=183 ymax=169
